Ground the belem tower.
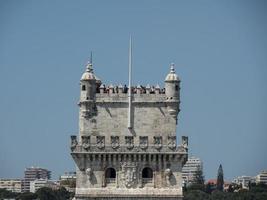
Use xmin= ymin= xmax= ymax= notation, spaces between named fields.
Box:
xmin=70 ymin=43 xmax=188 ymax=199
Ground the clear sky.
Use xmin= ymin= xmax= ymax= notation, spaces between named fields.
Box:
xmin=0 ymin=0 xmax=267 ymax=181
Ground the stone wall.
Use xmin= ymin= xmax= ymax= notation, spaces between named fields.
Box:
xmin=79 ymin=93 xmax=180 ymax=145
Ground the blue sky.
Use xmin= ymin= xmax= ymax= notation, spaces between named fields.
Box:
xmin=0 ymin=0 xmax=266 ymax=181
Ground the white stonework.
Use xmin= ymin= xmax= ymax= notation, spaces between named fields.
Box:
xmin=70 ymin=61 xmax=188 ymax=199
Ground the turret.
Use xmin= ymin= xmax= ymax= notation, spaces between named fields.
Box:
xmin=164 ymin=63 xmax=180 ymax=101
xmin=80 ymin=61 xmax=96 ymax=102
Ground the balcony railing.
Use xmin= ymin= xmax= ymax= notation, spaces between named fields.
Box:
xmin=106 ymin=178 xmax=116 ymax=184
xmin=142 ymin=178 xmax=153 ymax=183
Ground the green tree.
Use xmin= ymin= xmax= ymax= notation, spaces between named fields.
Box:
xmin=185 ymin=165 xmax=206 ymax=194
xmin=0 ymin=188 xmax=17 ymax=199
xmin=16 ymin=192 xmax=37 ymax=200
xmin=35 ymin=187 xmax=57 ymax=200
xmin=216 ymin=164 xmax=224 ymax=191
xmin=210 ymin=190 xmax=225 ymax=200
xmin=55 ymin=187 xmax=71 ymax=200
xmin=205 ymin=182 xmax=213 ymax=194
xmin=194 ymin=165 xmax=205 ymax=185
xmin=187 ymin=183 xmax=205 ymax=192
xmin=184 ymin=190 xmax=210 ymax=200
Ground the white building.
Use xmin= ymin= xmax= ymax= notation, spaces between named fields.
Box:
xmin=233 ymin=176 xmax=256 ymax=189
xmin=256 ymin=171 xmax=267 ymax=185
xmin=59 ymin=171 xmax=76 ymax=193
xmin=22 ymin=167 xmax=51 ymax=192
xmin=59 ymin=171 xmax=76 ymax=181
xmin=30 ymin=179 xmax=58 ymax=193
xmin=182 ymin=156 xmax=203 ymax=186
xmin=0 ymin=179 xmax=22 ymax=193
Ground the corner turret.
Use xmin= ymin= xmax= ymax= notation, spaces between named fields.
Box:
xmin=165 ymin=63 xmax=180 ymax=101
xmin=80 ymin=61 xmax=97 ymax=102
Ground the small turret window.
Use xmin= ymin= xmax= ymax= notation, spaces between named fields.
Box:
xmin=175 ymin=85 xmax=179 ymax=91
xmin=82 ymin=85 xmax=86 ymax=91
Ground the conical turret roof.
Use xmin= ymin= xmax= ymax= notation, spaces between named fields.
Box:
xmin=165 ymin=63 xmax=179 ymax=82
xmin=81 ymin=61 xmax=96 ymax=81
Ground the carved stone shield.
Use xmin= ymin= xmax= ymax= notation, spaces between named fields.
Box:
xmin=168 ymin=136 xmax=176 ymax=150
xmin=70 ymin=135 xmax=78 ymax=151
xmin=82 ymin=136 xmax=90 ymax=150
xmin=96 ymin=136 xmax=105 ymax=149
xmin=121 ymin=162 xmax=137 ymax=188
xmin=111 ymin=136 xmax=119 ymax=149
xmin=125 ymin=136 xmax=134 ymax=149
xmin=154 ymin=136 xmax=162 ymax=149
xmin=139 ymin=136 xmax=148 ymax=149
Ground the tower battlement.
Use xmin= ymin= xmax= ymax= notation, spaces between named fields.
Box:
xmin=95 ymin=84 xmax=168 ymax=101
xmin=95 ymin=85 xmax=177 ymax=100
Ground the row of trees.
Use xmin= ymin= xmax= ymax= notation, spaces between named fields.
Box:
xmin=0 ymin=187 xmax=74 ymax=200
xmin=184 ymin=183 xmax=267 ymax=200
xmin=184 ymin=164 xmax=267 ymax=200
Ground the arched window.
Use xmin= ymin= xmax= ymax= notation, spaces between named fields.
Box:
xmin=142 ymin=167 xmax=153 ymax=179
xmin=82 ymin=85 xmax=86 ymax=91
xmin=105 ymin=167 xmax=116 ymax=183
xmin=106 ymin=168 xmax=116 ymax=178
xmin=175 ymin=84 xmax=179 ymax=91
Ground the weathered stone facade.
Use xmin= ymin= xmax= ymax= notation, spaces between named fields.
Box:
xmin=70 ymin=61 xmax=188 ymax=199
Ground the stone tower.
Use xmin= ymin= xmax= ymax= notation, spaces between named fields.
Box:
xmin=70 ymin=53 xmax=188 ymax=199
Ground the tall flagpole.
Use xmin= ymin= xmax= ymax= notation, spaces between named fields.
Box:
xmin=128 ymin=36 xmax=132 ymax=129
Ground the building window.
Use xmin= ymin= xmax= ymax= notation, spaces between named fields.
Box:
xmin=142 ymin=167 xmax=153 ymax=184
xmin=175 ymin=84 xmax=179 ymax=91
xmin=82 ymin=85 xmax=86 ymax=91
xmin=142 ymin=167 xmax=153 ymax=179
xmin=105 ymin=168 xmax=116 ymax=184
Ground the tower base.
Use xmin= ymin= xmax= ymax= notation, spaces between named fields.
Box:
xmin=75 ymin=188 xmax=183 ymax=200
xmin=75 ymin=197 xmax=183 ymax=200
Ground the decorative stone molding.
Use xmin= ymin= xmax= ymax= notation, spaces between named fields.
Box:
xmin=167 ymin=136 xmax=176 ymax=150
xmin=121 ymin=162 xmax=138 ymax=188
xmin=111 ymin=136 xmax=119 ymax=149
xmin=70 ymin=135 xmax=78 ymax=151
xmin=86 ymin=167 xmax=93 ymax=180
xmin=154 ymin=136 xmax=162 ymax=150
xmin=164 ymin=168 xmax=172 ymax=186
xmin=164 ymin=168 xmax=172 ymax=176
xmin=96 ymin=136 xmax=105 ymax=149
xmin=81 ymin=136 xmax=90 ymax=150
xmin=139 ymin=136 xmax=148 ymax=149
xmin=181 ymin=136 xmax=188 ymax=148
xmin=125 ymin=136 xmax=134 ymax=149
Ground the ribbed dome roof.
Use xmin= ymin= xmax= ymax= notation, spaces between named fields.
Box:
xmin=165 ymin=63 xmax=180 ymax=82
xmin=81 ymin=62 xmax=96 ymax=81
